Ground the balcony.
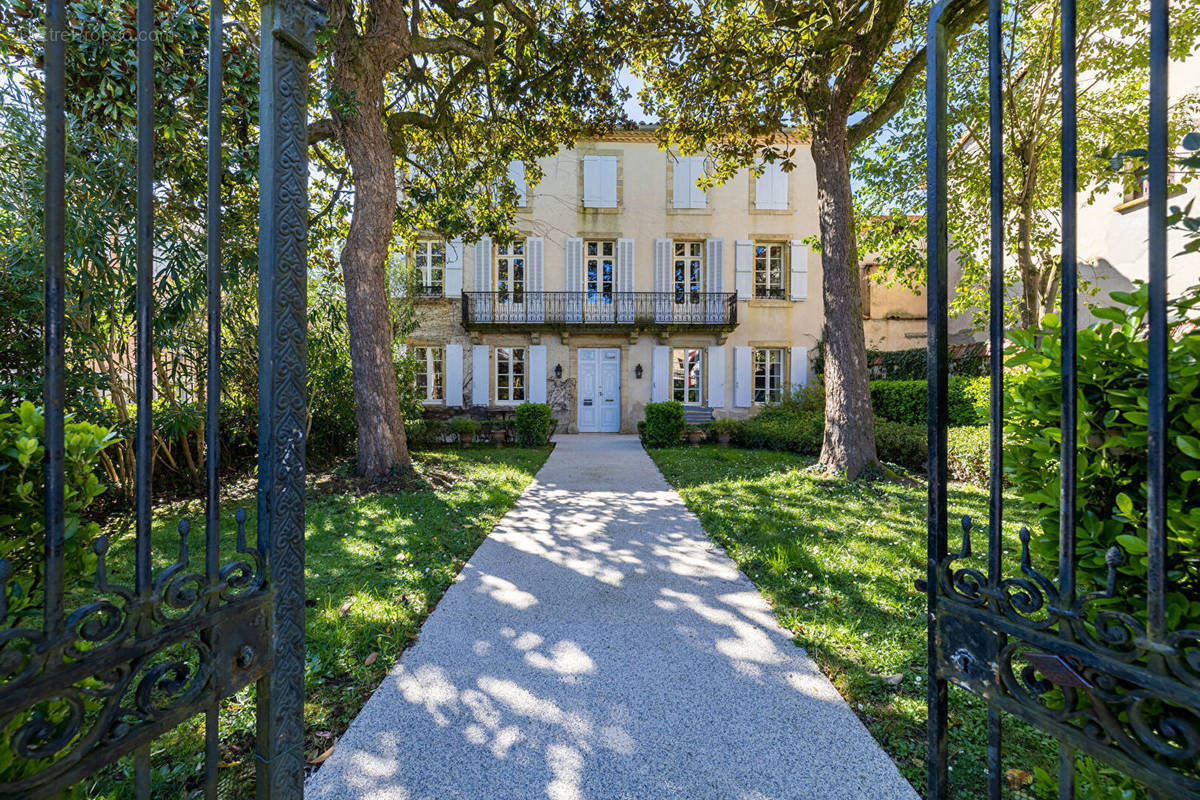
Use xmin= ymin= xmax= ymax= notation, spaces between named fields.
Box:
xmin=461 ymin=291 xmax=738 ymax=332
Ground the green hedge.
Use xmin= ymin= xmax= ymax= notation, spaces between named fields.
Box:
xmin=514 ymin=402 xmax=553 ymax=445
xmin=732 ymin=408 xmax=824 ymax=455
xmin=642 ymin=401 xmax=686 ymax=448
xmin=870 ymin=377 xmax=985 ymax=428
xmin=1 ymin=402 xmax=115 ymax=622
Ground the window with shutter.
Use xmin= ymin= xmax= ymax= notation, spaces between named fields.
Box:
xmin=508 ymin=161 xmax=527 ymax=207
xmin=755 ymin=160 xmax=788 ymax=210
xmin=582 ymin=155 xmax=618 ymax=208
xmin=672 ymin=156 xmax=706 ymax=209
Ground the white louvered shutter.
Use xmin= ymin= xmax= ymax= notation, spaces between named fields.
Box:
xmin=473 ymin=236 xmax=492 ymax=322
xmin=529 ymin=345 xmax=547 ymax=403
xmin=755 ymin=161 xmax=787 ymax=210
xmin=445 ymin=344 xmax=464 ymax=407
xmin=565 ymin=237 xmax=583 ymax=322
xmin=733 ymin=346 xmax=753 ymax=407
xmin=734 ymin=240 xmax=753 ymax=299
xmin=789 ymin=346 xmax=808 ymax=395
xmin=705 ymin=238 xmax=724 ymax=322
xmin=526 ymin=236 xmax=544 ymax=322
xmin=583 ymin=155 xmax=618 ymax=208
xmin=672 ymin=156 xmax=706 ymax=209
xmin=508 ymin=161 xmax=527 ymax=207
xmin=617 ymin=238 xmax=635 ymax=322
xmin=651 ymin=346 xmax=671 ymax=402
xmin=471 ymin=344 xmax=490 ymax=406
xmin=707 ymin=346 xmax=725 ymax=408
xmin=654 ymin=238 xmax=673 ymax=323
xmin=445 ymin=238 xmax=464 ymax=297
xmin=789 ymin=240 xmax=809 ymax=301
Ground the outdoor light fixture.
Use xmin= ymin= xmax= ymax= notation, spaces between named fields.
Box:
xmin=554 ymin=364 xmax=563 ymax=379
xmin=635 ymin=364 xmax=643 ymax=379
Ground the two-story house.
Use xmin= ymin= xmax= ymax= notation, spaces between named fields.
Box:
xmin=402 ymin=129 xmax=824 ymax=433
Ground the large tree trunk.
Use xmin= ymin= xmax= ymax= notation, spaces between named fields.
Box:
xmin=810 ymin=119 xmax=877 ymax=478
xmin=333 ymin=64 xmax=411 ymax=477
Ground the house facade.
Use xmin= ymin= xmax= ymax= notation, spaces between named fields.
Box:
xmin=402 ymin=130 xmax=824 ymax=433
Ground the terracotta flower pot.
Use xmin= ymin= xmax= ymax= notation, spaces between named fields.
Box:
xmin=717 ymin=432 xmax=731 ymax=447
xmin=687 ymin=430 xmax=704 ymax=447
xmin=492 ymin=428 xmax=508 ymax=445
xmin=459 ymin=432 xmax=474 ymax=447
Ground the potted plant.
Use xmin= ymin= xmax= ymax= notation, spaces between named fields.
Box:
xmin=685 ymin=424 xmax=705 ymax=447
xmin=705 ymin=418 xmax=738 ymax=447
xmin=449 ymin=415 xmax=480 ymax=447
xmin=490 ymin=424 xmax=508 ymax=445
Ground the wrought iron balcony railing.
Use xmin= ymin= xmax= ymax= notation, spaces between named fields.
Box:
xmin=460 ymin=291 xmax=738 ymax=329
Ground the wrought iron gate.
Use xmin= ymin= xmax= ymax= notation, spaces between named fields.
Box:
xmin=0 ymin=0 xmax=321 ymax=796
xmin=925 ymin=0 xmax=1198 ymax=797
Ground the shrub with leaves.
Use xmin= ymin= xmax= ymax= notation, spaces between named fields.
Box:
xmin=642 ymin=402 xmax=686 ymax=449
xmin=870 ymin=378 xmax=979 ymax=427
xmin=0 ymin=402 xmax=115 ymax=623
xmin=1006 ymin=283 xmax=1200 ymax=628
xmin=514 ymin=403 xmax=553 ymax=446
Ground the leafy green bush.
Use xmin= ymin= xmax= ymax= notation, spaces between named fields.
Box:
xmin=873 ymin=419 xmax=927 ymax=471
xmin=514 ymin=402 xmax=553 ymax=445
xmin=961 ymin=375 xmax=991 ymax=425
xmin=734 ymin=408 xmax=824 ymax=455
xmin=448 ymin=416 xmax=481 ymax=436
xmin=1006 ymin=283 xmax=1200 ymax=628
xmin=870 ymin=378 xmax=978 ymax=427
xmin=642 ymin=401 xmax=686 ymax=448
xmin=405 ymin=418 xmax=448 ymax=449
xmin=1 ymin=402 xmax=115 ymax=622
xmin=947 ymin=426 xmax=991 ymax=486
xmin=701 ymin=418 xmax=740 ymax=440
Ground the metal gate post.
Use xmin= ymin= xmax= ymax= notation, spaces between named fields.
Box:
xmin=256 ymin=1 xmax=324 ymax=797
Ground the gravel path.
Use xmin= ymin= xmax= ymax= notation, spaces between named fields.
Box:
xmin=306 ymin=435 xmax=918 ymax=800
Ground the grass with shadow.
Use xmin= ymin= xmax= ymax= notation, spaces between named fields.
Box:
xmin=84 ymin=445 xmax=551 ymax=798
xmin=649 ymin=445 xmax=1059 ymax=800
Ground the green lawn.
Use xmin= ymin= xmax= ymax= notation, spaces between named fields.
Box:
xmin=85 ymin=445 xmax=550 ymax=799
xmin=648 ymin=445 xmax=1058 ymax=800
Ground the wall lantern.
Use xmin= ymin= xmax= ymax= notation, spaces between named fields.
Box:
xmin=635 ymin=364 xmax=643 ymax=379
xmin=554 ymin=363 xmax=563 ymax=379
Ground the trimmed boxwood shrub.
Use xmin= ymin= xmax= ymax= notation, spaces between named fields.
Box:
xmin=870 ymin=378 xmax=980 ymax=428
xmin=514 ymin=402 xmax=553 ymax=445
xmin=642 ymin=401 xmax=686 ymax=448
xmin=873 ymin=419 xmax=927 ymax=471
xmin=733 ymin=409 xmax=823 ymax=455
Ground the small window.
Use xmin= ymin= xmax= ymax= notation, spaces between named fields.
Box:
xmin=496 ymin=347 xmax=526 ymax=404
xmin=672 ymin=155 xmax=707 ymax=209
xmin=414 ymin=240 xmax=445 ymax=296
xmin=672 ymin=348 xmax=703 ymax=405
xmin=754 ymin=243 xmax=785 ymax=299
xmin=414 ymin=346 xmax=444 ymax=403
xmin=585 ymin=240 xmax=615 ymax=303
xmin=753 ymin=348 xmax=784 ymax=404
xmin=582 ymin=155 xmax=618 ymax=208
xmin=496 ymin=242 xmax=525 ymax=304
xmin=673 ymin=241 xmax=704 ymax=303
xmin=754 ymin=160 xmax=788 ymax=210
xmin=508 ymin=161 xmax=527 ymax=207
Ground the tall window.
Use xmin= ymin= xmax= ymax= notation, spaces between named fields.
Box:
xmin=496 ymin=347 xmax=526 ymax=403
xmin=413 ymin=346 xmax=444 ymax=403
xmin=753 ymin=348 xmax=784 ymax=404
xmin=754 ymin=243 xmax=784 ymax=299
xmin=672 ymin=348 xmax=703 ymax=405
xmin=585 ymin=240 xmax=615 ymax=303
xmin=414 ymin=240 xmax=445 ymax=296
xmin=496 ymin=242 xmax=525 ymax=304
xmin=673 ymin=241 xmax=703 ymax=303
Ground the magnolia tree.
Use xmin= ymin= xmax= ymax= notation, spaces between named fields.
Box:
xmin=614 ymin=0 xmax=984 ymax=477
xmin=307 ymin=0 xmax=625 ymax=477
xmin=854 ymin=0 xmax=1200 ymax=330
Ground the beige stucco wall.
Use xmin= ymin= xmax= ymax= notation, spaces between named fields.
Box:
xmin=407 ymin=133 xmax=825 ymax=433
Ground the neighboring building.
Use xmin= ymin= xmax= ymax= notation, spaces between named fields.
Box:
xmin=860 ymin=256 xmax=981 ymax=351
xmin=402 ymin=130 xmax=823 ymax=433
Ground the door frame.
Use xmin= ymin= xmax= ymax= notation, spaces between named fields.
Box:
xmin=576 ymin=347 xmax=621 ymax=433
